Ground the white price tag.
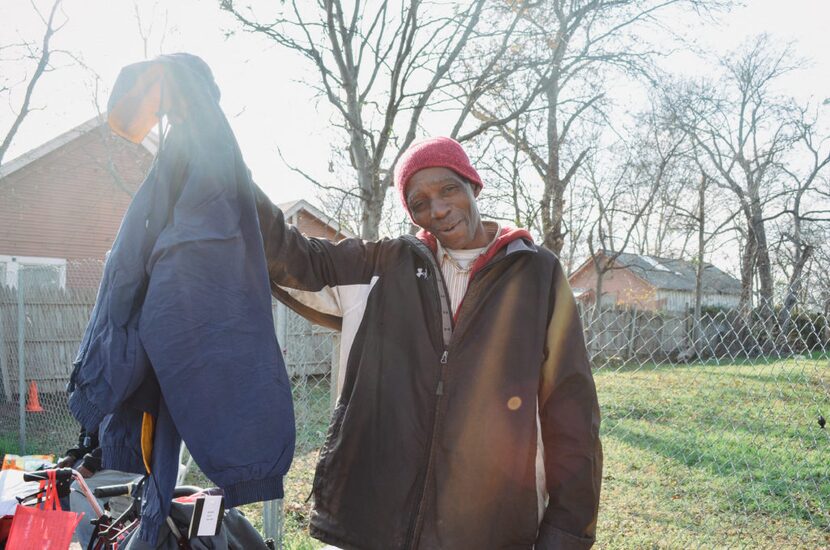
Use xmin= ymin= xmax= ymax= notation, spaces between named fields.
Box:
xmin=187 ymin=494 xmax=224 ymax=538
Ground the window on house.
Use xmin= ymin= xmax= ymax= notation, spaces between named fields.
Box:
xmin=0 ymin=256 xmax=67 ymax=289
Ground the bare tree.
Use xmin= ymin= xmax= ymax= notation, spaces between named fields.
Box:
xmin=133 ymin=0 xmax=171 ymax=60
xmin=652 ymin=88 xmax=742 ymax=347
xmin=668 ymin=167 xmax=740 ymax=355
xmin=221 ymin=0 xmax=531 ymax=239
xmin=773 ymin=103 xmax=830 ymax=345
xmin=561 ymin=171 xmax=594 ymax=274
xmin=670 ymin=35 xmax=800 ymax=316
xmin=467 ymin=0 xmax=732 ymax=254
xmin=0 ymin=0 xmax=66 ymax=167
xmin=628 ymin=104 xmax=704 ymax=259
xmin=585 ymin=159 xmax=636 ymax=324
xmin=583 ymin=113 xmax=682 ymax=323
xmin=631 ymin=179 xmax=679 ymax=257
xmin=464 ymin=125 xmax=543 ymax=232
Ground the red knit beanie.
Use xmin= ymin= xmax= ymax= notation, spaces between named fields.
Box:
xmin=394 ymin=136 xmax=483 ymax=219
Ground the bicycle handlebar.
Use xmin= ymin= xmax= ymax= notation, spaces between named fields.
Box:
xmin=93 ymin=483 xmax=134 ymax=499
xmin=94 ymin=483 xmax=203 ymax=499
xmin=23 ymin=468 xmax=74 ymax=483
xmin=172 ymin=486 xmax=202 ymax=498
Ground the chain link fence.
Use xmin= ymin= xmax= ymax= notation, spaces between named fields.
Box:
xmin=584 ymin=298 xmax=829 ymax=548
xmin=262 ymin=298 xmax=337 ymax=545
xmin=0 ymin=260 xmax=102 ymax=460
xmin=1 ymin=259 xmax=828 ymax=548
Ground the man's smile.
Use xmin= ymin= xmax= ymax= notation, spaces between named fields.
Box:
xmin=437 ymin=220 xmax=462 ymax=235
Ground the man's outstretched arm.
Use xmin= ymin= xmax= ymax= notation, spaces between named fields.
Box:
xmin=253 ymin=184 xmax=387 ymax=328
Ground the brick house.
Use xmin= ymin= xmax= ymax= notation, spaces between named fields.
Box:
xmin=277 ymin=199 xmax=355 ymax=241
xmin=568 ymin=251 xmax=741 ymax=312
xmin=0 ymin=117 xmax=155 ymax=288
xmin=0 ymin=117 xmax=352 ymax=289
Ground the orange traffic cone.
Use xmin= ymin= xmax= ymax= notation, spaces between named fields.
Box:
xmin=25 ymin=381 xmax=44 ymax=413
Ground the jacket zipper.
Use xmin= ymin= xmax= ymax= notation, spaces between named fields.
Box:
xmin=402 ymin=236 xmax=453 ymax=549
xmin=436 ymin=350 xmax=448 ymax=395
xmin=401 ymin=237 xmax=533 ymax=548
xmin=409 ymin=343 xmax=450 ymax=548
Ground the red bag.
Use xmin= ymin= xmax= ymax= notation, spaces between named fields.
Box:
xmin=5 ymin=470 xmax=83 ymax=550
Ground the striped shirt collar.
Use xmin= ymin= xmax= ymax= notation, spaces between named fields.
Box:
xmin=436 ymin=222 xmax=500 ymax=272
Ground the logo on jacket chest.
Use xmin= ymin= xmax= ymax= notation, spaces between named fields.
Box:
xmin=416 ymin=267 xmax=429 ymax=280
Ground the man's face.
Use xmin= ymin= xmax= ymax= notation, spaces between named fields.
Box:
xmin=406 ymin=167 xmax=488 ymax=249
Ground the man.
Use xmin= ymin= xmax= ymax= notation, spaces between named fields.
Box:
xmin=57 ymin=426 xmax=100 ymax=479
xmin=256 ymin=137 xmax=602 ymax=549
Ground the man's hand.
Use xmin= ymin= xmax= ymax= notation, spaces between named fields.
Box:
xmin=77 ymin=465 xmax=94 ymax=478
xmin=56 ymin=456 xmax=76 ymax=468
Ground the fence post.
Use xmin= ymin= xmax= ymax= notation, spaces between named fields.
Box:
xmin=276 ymin=301 xmax=287 ymax=361
xmin=330 ymin=333 xmax=341 ymax=412
xmin=17 ymin=268 xmax=26 ymax=454
xmin=262 ymin=300 xmax=288 ymax=546
xmin=262 ymin=499 xmax=283 ymax=547
xmin=626 ymin=308 xmax=638 ymax=361
xmin=0 ymin=308 xmax=10 ymax=402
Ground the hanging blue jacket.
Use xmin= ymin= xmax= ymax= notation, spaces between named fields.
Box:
xmin=68 ymin=54 xmax=295 ymax=544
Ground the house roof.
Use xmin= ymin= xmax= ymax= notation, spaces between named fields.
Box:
xmin=277 ymin=198 xmax=357 ymax=239
xmin=0 ymin=116 xmax=157 ymax=179
xmin=2 ymin=119 xmax=356 ymax=239
xmin=609 ymin=252 xmax=741 ymax=294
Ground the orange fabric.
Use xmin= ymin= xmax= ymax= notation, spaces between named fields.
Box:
xmin=108 ymin=63 xmax=166 ymax=143
xmin=141 ymin=412 xmax=155 ymax=474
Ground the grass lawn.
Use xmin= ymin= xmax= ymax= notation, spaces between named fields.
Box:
xmin=276 ymin=356 xmax=829 ymax=549
xmin=595 ymin=355 xmax=829 ymax=548
xmin=0 ymin=391 xmax=84 ymax=458
xmin=3 ymin=359 xmax=826 ymax=549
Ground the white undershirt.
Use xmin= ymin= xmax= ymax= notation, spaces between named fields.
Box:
xmin=436 ymin=223 xmax=499 ymax=314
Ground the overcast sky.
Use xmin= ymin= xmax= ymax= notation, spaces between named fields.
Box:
xmin=2 ymin=0 xmax=829 ymax=206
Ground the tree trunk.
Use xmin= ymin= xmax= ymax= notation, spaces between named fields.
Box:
xmin=747 ymin=198 xmax=774 ymax=352
xmin=350 ymin=125 xmax=381 ymax=240
xmin=547 ymin=187 xmax=566 ymax=255
xmin=749 ymin=202 xmax=774 ymax=307
xmin=778 ymin=244 xmax=812 ymax=354
xmin=360 ymin=179 xmax=384 ymax=241
xmin=777 ymin=186 xmax=810 ymax=354
xmin=541 ymin=85 xmax=565 ymax=255
xmin=737 ymin=225 xmax=757 ymax=356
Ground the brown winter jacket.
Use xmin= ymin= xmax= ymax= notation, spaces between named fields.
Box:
xmin=255 ymin=190 xmax=602 ymax=549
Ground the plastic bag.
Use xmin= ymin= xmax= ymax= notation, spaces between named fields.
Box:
xmin=5 ymin=470 xmax=82 ymax=550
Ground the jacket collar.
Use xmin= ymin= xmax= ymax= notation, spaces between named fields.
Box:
xmin=416 ymin=223 xmax=535 ymax=275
